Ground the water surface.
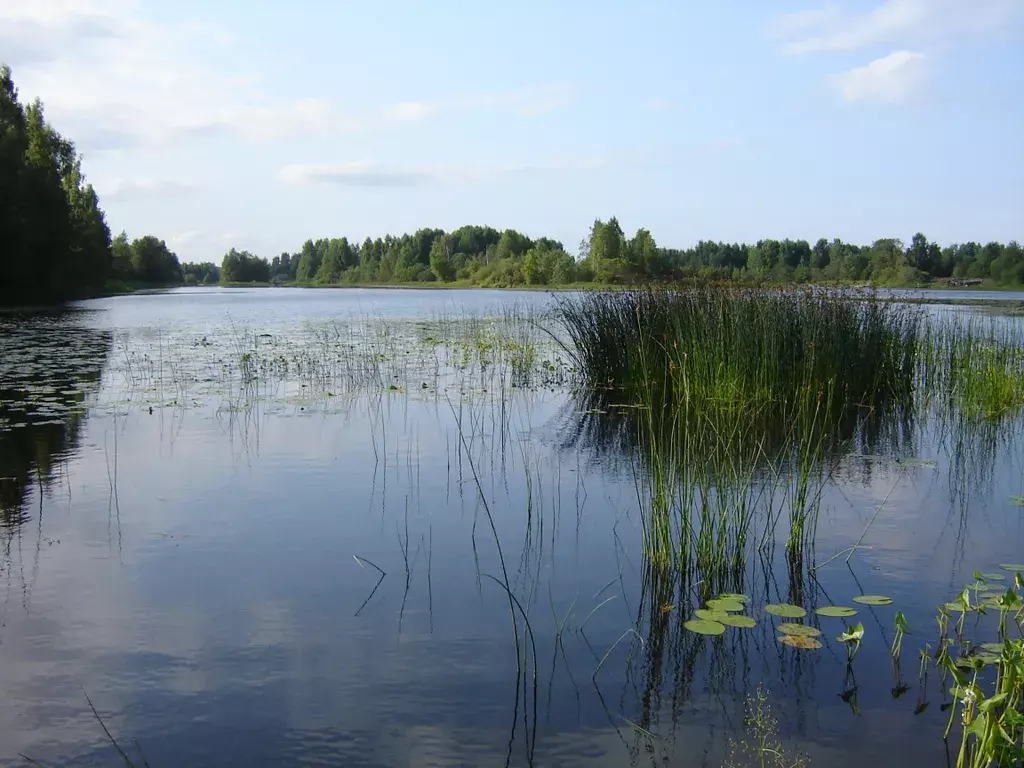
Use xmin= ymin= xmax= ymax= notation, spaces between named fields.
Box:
xmin=0 ymin=288 xmax=1022 ymax=767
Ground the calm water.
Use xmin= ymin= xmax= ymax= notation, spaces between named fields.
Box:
xmin=0 ymin=288 xmax=1022 ymax=767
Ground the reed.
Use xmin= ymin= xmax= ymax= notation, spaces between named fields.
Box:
xmin=556 ymin=286 xmax=922 ymax=569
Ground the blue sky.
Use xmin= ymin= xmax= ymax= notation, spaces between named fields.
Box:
xmin=2 ymin=0 xmax=1021 ymax=262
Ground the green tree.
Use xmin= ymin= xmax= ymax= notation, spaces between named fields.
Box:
xmin=429 ymin=234 xmax=456 ymax=281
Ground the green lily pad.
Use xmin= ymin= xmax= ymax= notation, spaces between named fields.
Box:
xmin=942 ymin=602 xmax=971 ymax=613
xmin=694 ymin=609 xmax=728 ymax=623
xmin=816 ymin=606 xmax=858 ymax=618
xmin=982 ymin=573 xmax=1006 ymax=581
xmin=778 ymin=634 xmax=822 ymax=650
xmin=684 ymin=619 xmax=726 ymax=636
xmin=706 ymin=599 xmax=745 ymax=613
xmin=718 ymin=614 xmax=756 ymax=629
xmin=765 ymin=603 xmax=806 ymax=619
xmin=980 ymin=643 xmax=1006 ymax=654
xmin=1010 ymin=495 xmax=1024 ymax=507
xmin=778 ymin=623 xmax=821 ymax=637
xmin=717 ymin=593 xmax=750 ymax=604
xmin=999 ymin=564 xmax=1024 ymax=572
xmin=852 ymin=595 xmax=893 ymax=606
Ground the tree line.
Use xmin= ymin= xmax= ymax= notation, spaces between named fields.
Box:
xmin=0 ymin=66 xmax=184 ymax=305
xmin=3 ymin=65 xmax=1019 ymax=302
xmin=211 ymin=220 xmax=1022 ymax=288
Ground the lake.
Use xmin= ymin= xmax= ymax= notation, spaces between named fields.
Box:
xmin=1 ymin=287 xmax=1022 ymax=767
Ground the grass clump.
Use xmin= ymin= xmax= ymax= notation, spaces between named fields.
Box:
xmin=922 ymin=320 xmax=1024 ymax=421
xmin=556 ymin=286 xmax=921 ymax=424
xmin=556 ymin=287 xmax=921 ymax=569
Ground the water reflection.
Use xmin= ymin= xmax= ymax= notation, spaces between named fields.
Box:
xmin=0 ymin=294 xmax=1021 ymax=767
xmin=0 ymin=312 xmax=112 ymax=525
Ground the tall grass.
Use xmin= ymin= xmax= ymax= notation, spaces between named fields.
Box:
xmin=921 ymin=318 xmax=1024 ymax=421
xmin=556 ymin=287 xmax=922 ymax=568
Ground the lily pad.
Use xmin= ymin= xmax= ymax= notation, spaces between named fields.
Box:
xmin=694 ymin=609 xmax=728 ymax=623
xmin=778 ymin=634 xmax=822 ymax=650
xmin=718 ymin=614 xmax=756 ymax=629
xmin=1010 ymin=495 xmax=1024 ymax=507
xmin=684 ymin=619 xmax=726 ymax=636
xmin=980 ymin=643 xmax=1006 ymax=654
xmin=778 ymin=623 xmax=822 ymax=637
xmin=765 ymin=603 xmax=806 ymax=619
xmin=706 ymin=598 xmax=745 ymax=613
xmin=717 ymin=593 xmax=751 ymax=604
xmin=816 ymin=606 xmax=858 ymax=618
xmin=852 ymin=595 xmax=893 ymax=606
xmin=942 ymin=602 xmax=970 ymax=613
xmin=981 ymin=573 xmax=1006 ymax=581
xmin=999 ymin=564 xmax=1024 ymax=572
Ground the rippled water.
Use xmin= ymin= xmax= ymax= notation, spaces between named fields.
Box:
xmin=0 ymin=288 xmax=1022 ymax=767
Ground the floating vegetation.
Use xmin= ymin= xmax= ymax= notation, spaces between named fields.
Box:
xmin=717 ymin=593 xmax=751 ymax=603
xmin=765 ymin=603 xmax=807 ymax=619
xmin=685 ymin=618 xmax=726 ymax=636
xmin=706 ymin=598 xmax=745 ymax=613
xmin=778 ymin=623 xmax=821 ymax=638
xmin=1010 ymin=495 xmax=1024 ymax=507
xmin=853 ymin=595 xmax=894 ymax=606
xmin=694 ymin=609 xmax=728 ymax=623
xmin=816 ymin=606 xmax=858 ymax=618
xmin=778 ymin=634 xmax=823 ymax=650
xmin=718 ymin=614 xmax=757 ymax=629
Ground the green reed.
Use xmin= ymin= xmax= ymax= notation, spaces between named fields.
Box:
xmin=921 ymin=319 xmax=1024 ymax=422
xmin=557 ymin=287 xmax=921 ymax=569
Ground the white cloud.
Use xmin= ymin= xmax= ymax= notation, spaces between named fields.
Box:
xmin=170 ymin=230 xmax=202 ymax=247
xmin=773 ymin=0 xmax=1021 ymax=54
xmin=99 ymin=178 xmax=203 ymax=202
xmin=382 ymin=101 xmax=435 ymax=123
xmin=277 ymin=155 xmax=613 ymax=188
xmin=0 ymin=0 xmax=358 ymax=150
xmin=830 ymin=50 xmax=927 ymax=104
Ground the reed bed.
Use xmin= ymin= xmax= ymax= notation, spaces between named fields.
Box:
xmin=556 ymin=287 xmax=924 ymax=569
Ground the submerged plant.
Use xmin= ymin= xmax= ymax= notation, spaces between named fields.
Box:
xmin=724 ymin=687 xmax=809 ymax=768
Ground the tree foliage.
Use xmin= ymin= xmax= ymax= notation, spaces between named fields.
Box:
xmin=221 ymin=248 xmax=270 ymax=283
xmin=0 ymin=65 xmax=112 ymax=304
xmin=0 ymin=66 xmax=184 ymax=304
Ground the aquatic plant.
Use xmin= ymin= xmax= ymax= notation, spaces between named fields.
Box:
xmin=724 ymin=687 xmax=809 ymax=768
xmin=929 ymin=569 xmax=1024 ymax=768
xmin=557 ymin=286 xmax=922 ymax=570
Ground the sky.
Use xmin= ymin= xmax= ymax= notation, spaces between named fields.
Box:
xmin=1 ymin=0 xmax=1021 ymax=263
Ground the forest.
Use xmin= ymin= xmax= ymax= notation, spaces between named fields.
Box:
xmin=0 ymin=66 xmax=183 ymax=304
xmin=242 ymin=221 xmax=1024 ymax=288
xmin=2 ymin=64 xmax=1021 ymax=305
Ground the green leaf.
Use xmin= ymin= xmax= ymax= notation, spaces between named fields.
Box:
xmin=717 ymin=614 xmax=756 ymax=629
xmin=816 ymin=606 xmax=858 ymax=618
xmin=706 ymin=598 xmax=745 ymax=613
xmin=765 ymin=603 xmax=806 ymax=618
xmin=837 ymin=621 xmax=865 ymax=643
xmin=684 ymin=619 xmax=726 ymax=636
xmin=980 ymin=694 xmax=1009 ymax=713
xmin=894 ymin=611 xmax=911 ymax=633
xmin=852 ymin=595 xmax=893 ymax=606
xmin=716 ymin=593 xmax=750 ymax=604
xmin=694 ymin=609 xmax=728 ymax=623
xmin=998 ymin=564 xmax=1024 ymax=572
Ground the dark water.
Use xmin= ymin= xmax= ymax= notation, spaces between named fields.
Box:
xmin=0 ymin=288 xmax=1022 ymax=767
